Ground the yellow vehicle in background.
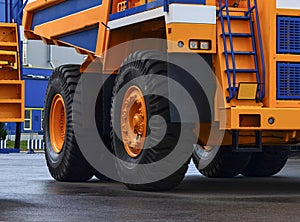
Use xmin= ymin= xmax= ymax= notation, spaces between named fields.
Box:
xmin=0 ymin=0 xmax=26 ymax=149
xmin=0 ymin=23 xmax=24 ymax=122
xmin=20 ymin=0 xmax=300 ymax=191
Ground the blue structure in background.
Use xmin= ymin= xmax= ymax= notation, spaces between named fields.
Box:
xmin=5 ymin=68 xmax=51 ymax=135
xmin=0 ymin=0 xmax=22 ymax=22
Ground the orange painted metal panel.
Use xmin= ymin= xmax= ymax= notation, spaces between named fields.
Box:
xmin=221 ymin=107 xmax=300 ymax=130
xmin=23 ymin=0 xmax=111 ymax=57
xmin=0 ymin=23 xmax=24 ymax=122
xmin=166 ymin=23 xmax=216 ymax=53
xmin=21 ymin=0 xmax=300 ymax=141
xmin=0 ymin=81 xmax=24 ymax=122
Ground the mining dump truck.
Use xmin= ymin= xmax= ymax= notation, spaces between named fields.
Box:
xmin=0 ymin=0 xmax=25 ymax=148
xmin=23 ymin=0 xmax=300 ymax=191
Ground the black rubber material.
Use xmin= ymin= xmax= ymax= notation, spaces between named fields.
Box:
xmin=43 ymin=65 xmax=94 ymax=182
xmin=193 ymin=146 xmax=252 ymax=178
xmin=111 ymin=51 xmax=190 ymax=191
xmin=94 ymin=171 xmax=114 ymax=181
xmin=242 ymin=146 xmax=290 ymax=177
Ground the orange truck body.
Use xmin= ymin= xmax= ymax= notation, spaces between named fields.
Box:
xmin=22 ymin=0 xmax=300 ymax=147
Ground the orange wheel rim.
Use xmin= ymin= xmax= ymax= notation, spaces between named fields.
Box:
xmin=50 ymin=94 xmax=66 ymax=154
xmin=121 ymin=86 xmax=147 ymax=158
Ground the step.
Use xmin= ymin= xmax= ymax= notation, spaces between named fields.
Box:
xmin=0 ymin=69 xmax=19 ymax=80
xmin=0 ymin=23 xmax=18 ymax=28
xmin=0 ymin=42 xmax=18 ymax=51
xmin=221 ymin=15 xmax=251 ymax=20
xmin=0 ymin=64 xmax=14 ymax=69
xmin=0 ymin=99 xmax=22 ymax=104
xmin=224 ymin=51 xmax=255 ymax=55
xmin=0 ymin=54 xmax=16 ymax=63
xmin=0 ymin=42 xmax=18 ymax=46
xmin=226 ymin=69 xmax=258 ymax=73
xmin=0 ymin=103 xmax=23 ymax=120
xmin=0 ymin=81 xmax=23 ymax=100
xmin=223 ymin=33 xmax=252 ymax=37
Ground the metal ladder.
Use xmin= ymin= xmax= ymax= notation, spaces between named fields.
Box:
xmin=218 ymin=0 xmax=266 ymax=102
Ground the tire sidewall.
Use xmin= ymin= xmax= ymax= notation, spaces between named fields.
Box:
xmin=193 ymin=144 xmax=220 ymax=170
xmin=44 ymin=74 xmax=68 ymax=169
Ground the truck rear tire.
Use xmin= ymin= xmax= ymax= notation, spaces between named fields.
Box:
xmin=242 ymin=146 xmax=289 ymax=177
xmin=193 ymin=145 xmax=251 ymax=178
xmin=43 ymin=65 xmax=94 ymax=182
xmin=94 ymin=171 xmax=113 ymax=181
xmin=111 ymin=51 xmax=191 ymax=191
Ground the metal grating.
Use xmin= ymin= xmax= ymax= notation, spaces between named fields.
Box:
xmin=277 ymin=63 xmax=300 ymax=100
xmin=277 ymin=16 xmax=300 ymax=54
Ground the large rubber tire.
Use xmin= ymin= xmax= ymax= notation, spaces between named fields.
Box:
xmin=94 ymin=171 xmax=114 ymax=181
xmin=111 ymin=51 xmax=191 ymax=191
xmin=43 ymin=65 xmax=94 ymax=182
xmin=242 ymin=146 xmax=290 ymax=177
xmin=193 ymin=145 xmax=251 ymax=178
xmin=94 ymin=74 xmax=116 ymax=182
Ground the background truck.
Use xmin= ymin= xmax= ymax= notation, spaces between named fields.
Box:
xmin=0 ymin=0 xmax=25 ymax=149
xmin=21 ymin=0 xmax=300 ymax=191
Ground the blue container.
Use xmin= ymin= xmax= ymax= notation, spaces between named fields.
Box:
xmin=277 ymin=16 xmax=300 ymax=54
xmin=277 ymin=62 xmax=300 ymax=100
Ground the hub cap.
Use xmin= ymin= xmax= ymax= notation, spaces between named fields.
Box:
xmin=121 ymin=86 xmax=147 ymax=158
xmin=50 ymin=94 xmax=66 ymax=154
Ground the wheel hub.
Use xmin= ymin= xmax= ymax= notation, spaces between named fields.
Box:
xmin=121 ymin=86 xmax=147 ymax=158
xmin=50 ymin=94 xmax=66 ymax=154
xmin=133 ymin=113 xmax=144 ymax=135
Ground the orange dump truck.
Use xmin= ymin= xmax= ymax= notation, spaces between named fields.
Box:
xmin=22 ymin=0 xmax=300 ymax=191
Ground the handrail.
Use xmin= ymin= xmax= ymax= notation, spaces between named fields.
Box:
xmin=12 ymin=0 xmax=21 ymax=22
xmin=9 ymin=0 xmax=12 ymax=22
xmin=17 ymin=0 xmax=28 ymax=24
xmin=11 ymin=0 xmax=28 ymax=24
xmin=218 ymin=0 xmax=238 ymax=102
xmin=245 ymin=0 xmax=266 ymax=101
xmin=4 ymin=0 xmax=9 ymax=22
xmin=252 ymin=0 xmax=266 ymax=101
xmin=1 ymin=0 xmax=28 ymax=24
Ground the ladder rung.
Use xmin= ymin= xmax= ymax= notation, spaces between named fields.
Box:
xmin=224 ymin=51 xmax=255 ymax=55
xmin=221 ymin=16 xmax=251 ymax=20
xmin=226 ymin=87 xmax=239 ymax=91
xmin=0 ymin=42 xmax=18 ymax=51
xmin=219 ymin=5 xmax=226 ymax=11
xmin=0 ymin=55 xmax=16 ymax=63
xmin=223 ymin=33 xmax=252 ymax=37
xmin=246 ymin=6 xmax=256 ymax=15
xmin=0 ymin=42 xmax=18 ymax=46
xmin=226 ymin=69 xmax=258 ymax=73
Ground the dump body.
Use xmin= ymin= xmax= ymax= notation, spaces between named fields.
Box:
xmin=23 ymin=0 xmax=300 ymax=147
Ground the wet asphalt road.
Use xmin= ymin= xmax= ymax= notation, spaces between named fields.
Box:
xmin=0 ymin=153 xmax=300 ymax=222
